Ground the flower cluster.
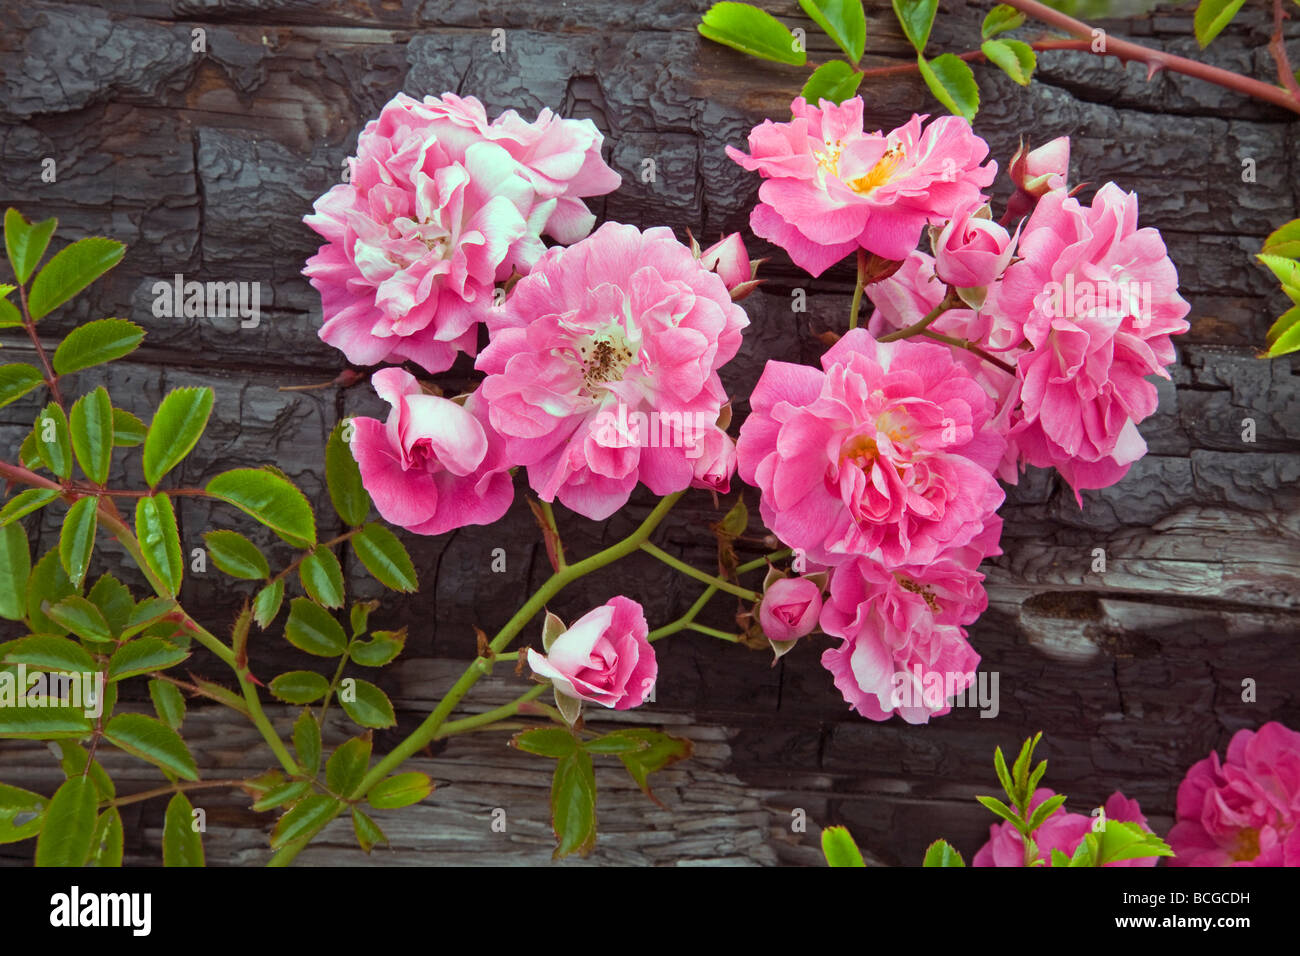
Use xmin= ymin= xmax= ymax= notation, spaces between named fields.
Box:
xmin=973 ymin=789 xmax=1160 ymax=867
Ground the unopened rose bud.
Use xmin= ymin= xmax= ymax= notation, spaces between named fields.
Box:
xmin=758 ymin=576 xmax=823 ymax=642
xmin=697 ymin=232 xmax=763 ymax=299
xmin=932 ymin=203 xmax=1016 ymax=290
xmin=1003 ymin=136 xmax=1070 ymax=224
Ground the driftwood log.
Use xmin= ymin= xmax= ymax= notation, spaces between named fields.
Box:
xmin=0 ymin=0 xmax=1297 ymax=866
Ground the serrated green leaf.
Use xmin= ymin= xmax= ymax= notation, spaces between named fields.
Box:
xmin=27 ymin=548 xmax=77 ymax=634
xmin=28 ymin=237 xmax=125 ymax=321
xmin=206 ymin=467 xmax=316 ymax=548
xmin=326 ymin=736 xmax=372 ymax=797
xmin=993 ymin=745 xmax=1017 ymax=807
xmin=981 ymin=38 xmax=1035 ymax=86
xmin=352 ymin=807 xmax=387 ymax=853
xmin=892 ymin=0 xmax=938 ymax=53
xmin=107 ymin=637 xmax=188 ymax=682
xmin=800 ymin=59 xmax=865 ymax=105
xmin=1261 ymin=217 xmax=1300 ymax=258
xmin=34 ymin=402 xmax=71 ymax=479
xmin=326 ymin=422 xmax=370 ymax=526
xmin=0 ymin=363 xmax=45 ymax=410
xmin=917 ymin=53 xmax=979 ymax=121
xmin=799 ymin=0 xmax=866 ymax=62
xmin=52 ymin=319 xmax=144 ymax=377
xmin=512 ymin=727 xmax=579 ymax=758
xmin=293 ymin=708 xmax=321 ymax=775
xmin=70 ymin=387 xmax=114 ymax=486
xmin=0 ymin=487 xmax=60 ymax=527
xmin=0 ymin=705 xmax=94 ymax=739
xmin=136 ymin=494 xmax=183 ymax=596
xmin=121 ymin=597 xmax=176 ymax=639
xmin=820 ymin=825 xmax=866 ymax=866
xmin=348 ymin=628 xmax=405 ymax=667
xmin=698 ymin=1 xmax=807 ymax=65
xmin=1266 ymin=308 xmax=1300 ymax=356
xmin=269 ymin=670 xmax=330 ymax=705
xmin=367 ymin=772 xmax=433 ymax=810
xmin=338 ymin=678 xmax=395 ymax=729
xmin=253 ymin=779 xmax=311 ymax=812
xmin=582 ymin=732 xmax=651 ymax=755
xmin=0 ymin=782 xmax=48 ymax=844
xmin=34 ymin=777 xmax=97 ymax=866
xmin=1027 ymin=793 xmax=1068 ymax=832
xmin=550 ymin=750 xmax=597 ymax=859
xmin=162 ymin=791 xmax=204 ymax=867
xmin=88 ymin=807 xmax=124 ymax=867
xmin=2 ymin=634 xmax=96 ymax=673
xmin=111 ymin=408 xmax=146 ymax=447
xmin=921 ymin=838 xmax=965 ymax=866
xmin=59 ymin=496 xmax=98 ymax=589
xmin=104 ymin=713 xmax=198 ymax=781
xmin=284 ymin=598 xmax=346 ymax=657
xmin=1194 ymin=0 xmax=1246 ymax=48
xmin=351 ymin=524 xmax=417 ymax=593
xmin=253 ymin=579 xmax=285 ymax=629
xmin=46 ymin=595 xmax=112 ymax=643
xmin=0 ymin=522 xmax=31 ymax=620
xmin=5 ymin=209 xmax=58 ymax=284
xmin=976 ymin=794 xmax=1023 ymax=829
xmin=615 ymin=728 xmax=693 ymax=804
xmin=53 ymin=741 xmax=114 ymax=799
xmin=202 ymin=529 xmax=269 ymax=580
xmin=982 ymin=4 xmax=1025 ymax=39
xmin=148 ymin=678 xmax=186 ymax=730
xmin=271 ymin=794 xmax=340 ymax=849
xmin=143 ymin=387 xmax=213 ymax=487
xmin=299 ymin=547 xmax=345 ymax=609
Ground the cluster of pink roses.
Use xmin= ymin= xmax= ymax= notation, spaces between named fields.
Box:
xmin=730 ymin=97 xmax=1189 ymax=722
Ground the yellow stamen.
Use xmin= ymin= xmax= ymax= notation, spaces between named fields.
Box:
xmin=848 ymin=143 xmax=906 ymax=195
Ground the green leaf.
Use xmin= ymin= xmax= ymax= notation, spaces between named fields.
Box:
xmin=0 ymin=487 xmax=60 ymax=527
xmin=339 ymin=678 xmax=396 ymax=729
xmin=88 ymin=807 xmax=124 ymax=867
xmin=203 ymin=529 xmax=269 ymax=580
xmin=892 ymin=0 xmax=938 ymax=53
xmin=27 ymin=548 xmax=77 ymax=634
xmin=351 ymin=523 xmax=417 ymax=592
xmin=0 ymin=363 xmax=45 ymax=410
xmin=271 ymin=794 xmax=340 ymax=850
xmin=0 ymin=294 xmax=20 ymax=328
xmin=1011 ymin=732 xmax=1040 ymax=791
xmin=28 ymin=237 xmax=126 ymax=321
xmin=326 ymin=736 xmax=372 ymax=797
xmin=0 ymin=705 xmax=94 ymax=739
xmin=253 ymin=579 xmax=285 ymax=629
xmin=615 ymin=728 xmax=693 ymax=803
xmin=917 ymin=53 xmax=979 ymax=121
xmin=107 ymin=637 xmax=189 ymax=682
xmin=121 ymin=597 xmax=177 ymax=639
xmin=348 ymin=628 xmax=406 ymax=667
xmin=293 ymin=708 xmax=322 ymax=775
xmin=976 ymin=794 xmax=1023 ymax=829
xmin=70 ymin=388 xmax=114 ymax=486
xmin=19 ymin=430 xmax=41 ymax=468
xmin=719 ymin=495 xmax=748 ymax=536
xmin=1027 ymin=793 xmax=1069 ymax=833
xmin=34 ymin=777 xmax=98 ymax=866
xmin=512 ymin=727 xmax=579 ymax=758
xmin=34 ymin=402 xmax=71 ymax=479
xmin=284 ymin=598 xmax=347 ymax=657
xmin=352 ymin=808 xmax=387 ymax=853
xmin=922 ymin=838 xmax=965 ymax=867
xmin=104 ymin=713 xmax=199 ymax=781
xmin=993 ymin=745 xmax=1016 ymax=807
xmin=367 ymin=772 xmax=434 ymax=810
xmin=46 ymin=595 xmax=112 ymax=643
xmin=162 ymin=791 xmax=204 ymax=866
xmin=697 ymin=1 xmax=807 ymax=66
xmin=53 ymin=741 xmax=114 ymax=799
xmin=1266 ymin=306 xmax=1300 ymax=356
xmin=582 ymin=732 xmax=652 ymax=755
xmin=1194 ymin=0 xmax=1246 ymax=48
xmin=326 ymin=422 xmax=370 ymax=526
xmin=800 ymin=60 xmax=865 ymax=105
xmin=981 ymin=38 xmax=1035 ymax=86
xmin=799 ymin=0 xmax=866 ymax=62
xmin=0 ymin=783 xmax=48 ymax=844
xmin=299 ymin=547 xmax=345 ymax=609
xmin=143 ymin=387 xmax=213 ymax=488
xmin=136 ymin=494 xmax=183 ymax=596
xmin=982 ymin=4 xmax=1025 ymax=39
xmin=59 ymin=496 xmax=98 ymax=589
xmin=2 ymin=634 xmax=96 ymax=673
xmin=1096 ymin=819 xmax=1175 ymax=864
xmin=5 ymin=209 xmax=58 ymax=284
xmin=1261 ymin=217 xmax=1300 ymax=258
xmin=550 ymin=750 xmax=597 ymax=859
xmin=111 ymin=408 xmax=146 ymax=447
xmin=821 ymin=824 xmax=867 ymax=866
xmin=1050 ymin=848 xmax=1071 ymax=867
xmin=251 ymin=780 xmax=311 ymax=812
xmin=0 ymin=522 xmax=31 ymax=620
xmin=206 ymin=467 xmax=316 ymax=548
xmin=1257 ymin=252 xmax=1300 ymax=291
xmin=51 ymin=318 xmax=144 ymax=377
xmin=86 ymin=573 xmax=129 ymax=636
xmin=148 ymin=678 xmax=186 ymax=730
xmin=269 ymin=670 xmax=330 ymax=705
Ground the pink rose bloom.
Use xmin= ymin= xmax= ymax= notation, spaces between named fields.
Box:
xmin=736 ymin=329 xmax=1005 ymax=568
xmin=477 ymin=222 xmax=749 ymax=519
xmin=689 ymin=425 xmax=738 ymax=493
xmin=349 ymin=367 xmax=514 ymax=536
xmin=818 ymin=553 xmax=985 ymax=723
xmin=526 ymin=596 xmax=656 ymax=710
xmin=726 ymin=99 xmax=996 ymax=275
xmin=998 ymin=183 xmax=1190 ymax=499
xmin=932 ymin=203 xmax=1017 ymax=289
xmin=759 ymin=576 xmax=823 ymax=641
xmin=973 ymin=789 xmax=1159 ymax=867
xmin=303 ymin=92 xmax=619 ymax=373
xmin=1168 ymin=722 xmax=1300 ymax=867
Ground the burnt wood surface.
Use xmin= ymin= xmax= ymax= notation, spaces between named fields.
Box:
xmin=0 ymin=0 xmax=1297 ymax=866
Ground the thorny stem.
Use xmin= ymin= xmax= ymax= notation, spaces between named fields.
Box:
xmin=1271 ymin=0 xmax=1300 ymax=102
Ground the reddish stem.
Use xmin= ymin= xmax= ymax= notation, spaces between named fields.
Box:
xmin=1271 ymin=0 xmax=1300 ymax=102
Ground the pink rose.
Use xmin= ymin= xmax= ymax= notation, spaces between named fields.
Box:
xmin=932 ymin=203 xmax=1017 ymax=289
xmin=477 ymin=222 xmax=748 ymax=520
xmin=1004 ymin=137 xmax=1070 ymax=225
xmin=973 ymin=789 xmax=1159 ymax=867
xmin=1168 ymin=721 xmax=1300 ymax=867
xmin=349 ymin=367 xmax=514 ymax=536
xmin=736 ymin=329 xmax=1006 ymax=568
xmin=526 ymin=596 xmax=656 ymax=710
xmin=726 ymin=99 xmax=996 ymax=275
xmin=689 ymin=425 xmax=738 ymax=493
xmin=759 ymin=576 xmax=823 ymax=642
xmin=697 ymin=232 xmax=759 ymax=298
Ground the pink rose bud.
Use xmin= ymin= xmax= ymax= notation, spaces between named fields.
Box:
xmin=758 ymin=576 xmax=823 ymax=642
xmin=932 ymin=204 xmax=1016 ymax=289
xmin=1011 ymin=136 xmax=1070 ymax=197
xmin=526 ymin=597 xmax=657 ymax=710
xmin=696 ymin=232 xmax=763 ymax=300
xmin=689 ymin=425 xmax=738 ymax=493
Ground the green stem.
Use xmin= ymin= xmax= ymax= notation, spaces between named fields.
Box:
xmin=433 ymin=684 xmax=548 ymax=739
xmin=686 ymin=622 xmax=741 ymax=642
xmin=848 ymin=249 xmax=867 ymax=331
xmin=877 ymin=288 xmax=962 ymax=343
xmin=638 ymin=541 xmax=759 ymax=601
xmin=919 ymin=330 xmax=1017 ymax=376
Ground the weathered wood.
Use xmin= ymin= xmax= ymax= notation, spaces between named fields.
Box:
xmin=0 ymin=0 xmax=1297 ymax=866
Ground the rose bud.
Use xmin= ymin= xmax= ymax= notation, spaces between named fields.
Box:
xmin=1003 ymin=136 xmax=1070 ymax=224
xmin=689 ymin=425 xmax=738 ymax=493
xmin=758 ymin=576 xmax=823 ymax=642
xmin=696 ymin=232 xmax=764 ymax=300
xmin=932 ymin=203 xmax=1016 ymax=290
xmin=526 ymin=596 xmax=657 ymax=712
